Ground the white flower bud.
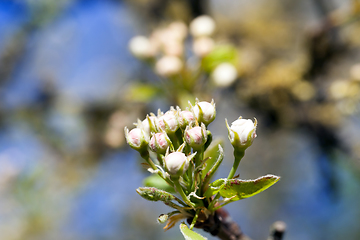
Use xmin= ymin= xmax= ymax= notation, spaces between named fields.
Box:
xmin=149 ymin=132 xmax=171 ymax=154
xmin=226 ymin=117 xmax=257 ymax=150
xmin=142 ymin=115 xmax=157 ymax=137
xmin=190 ymin=15 xmax=216 ymax=38
xmin=165 ymin=152 xmax=189 ymax=176
xmin=179 ymin=110 xmax=195 ymax=128
xmin=211 ymin=63 xmax=238 ymax=87
xmin=124 ymin=127 xmax=149 ymax=151
xmin=193 ymin=100 xmax=216 ymax=126
xmin=184 ymin=124 xmax=207 ymax=150
xmin=129 ymin=36 xmax=156 ymax=59
xmin=192 ymin=37 xmax=214 ymax=57
xmin=158 ymin=110 xmax=179 ymax=134
xmin=155 ymin=56 xmax=183 ymax=77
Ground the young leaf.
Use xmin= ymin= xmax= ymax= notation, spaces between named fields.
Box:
xmin=180 ymin=223 xmax=208 ymax=240
xmin=202 ymin=139 xmax=224 ymax=176
xmin=219 ymin=174 xmax=280 ymax=201
xmin=204 ymin=178 xmax=226 ymax=198
xmin=136 ymin=187 xmax=176 ymax=202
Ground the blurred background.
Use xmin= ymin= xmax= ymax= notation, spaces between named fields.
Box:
xmin=1 ymin=0 xmax=360 ymax=239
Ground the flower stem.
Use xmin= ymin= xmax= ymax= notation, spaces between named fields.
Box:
xmin=190 ymin=209 xmax=200 ymax=230
xmin=227 ymin=150 xmax=245 ymax=179
xmin=173 ymin=179 xmax=195 ymax=208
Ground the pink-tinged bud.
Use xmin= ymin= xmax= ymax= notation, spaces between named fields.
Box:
xmin=184 ymin=124 xmax=207 ymax=150
xmin=149 ymin=133 xmax=171 ymax=154
xmin=158 ymin=111 xmax=179 ymax=134
xmin=165 ymin=152 xmax=189 ymax=177
xmin=193 ymin=100 xmax=216 ymax=126
xmin=125 ymin=127 xmax=149 ymax=151
xmin=192 ymin=37 xmax=214 ymax=57
xmin=179 ymin=110 xmax=195 ymax=128
xmin=226 ymin=117 xmax=257 ymax=150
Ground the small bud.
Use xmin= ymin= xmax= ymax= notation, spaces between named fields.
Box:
xmin=124 ymin=127 xmax=149 ymax=151
xmin=155 ymin=56 xmax=183 ymax=77
xmin=226 ymin=117 xmax=257 ymax=150
xmin=158 ymin=214 xmax=168 ymax=224
xmin=158 ymin=110 xmax=180 ymax=134
xmin=149 ymin=132 xmax=171 ymax=154
xmin=142 ymin=115 xmax=157 ymax=137
xmin=190 ymin=15 xmax=216 ymax=38
xmin=165 ymin=152 xmax=189 ymax=177
xmin=184 ymin=123 xmax=207 ymax=150
xmin=192 ymin=100 xmax=216 ymax=126
xmin=178 ymin=110 xmax=195 ymax=128
xmin=192 ymin=37 xmax=214 ymax=57
xmin=211 ymin=63 xmax=238 ymax=87
xmin=129 ymin=36 xmax=156 ymax=59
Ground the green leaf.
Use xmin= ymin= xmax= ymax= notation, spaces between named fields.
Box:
xmin=143 ymin=174 xmax=175 ymax=193
xmin=203 ymin=139 xmax=224 ymax=175
xmin=219 ymin=175 xmax=280 ymax=201
xmin=201 ymin=45 xmax=238 ymax=73
xmin=124 ymin=83 xmax=162 ymax=103
xmin=180 ymin=223 xmax=208 ymax=240
xmin=204 ymin=178 xmax=226 ymax=198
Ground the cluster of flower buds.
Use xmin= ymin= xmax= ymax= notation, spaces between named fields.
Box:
xmin=126 ymin=99 xmax=273 ymax=237
xmin=128 ymin=15 xmax=238 ymax=87
xmin=125 ymin=99 xmax=216 ymax=179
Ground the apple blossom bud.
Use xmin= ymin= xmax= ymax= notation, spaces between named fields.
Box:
xmin=190 ymin=15 xmax=216 ymax=38
xmin=226 ymin=117 xmax=257 ymax=150
xmin=149 ymin=132 xmax=171 ymax=154
xmin=193 ymin=100 xmax=216 ymax=126
xmin=158 ymin=110 xmax=179 ymax=134
xmin=155 ymin=56 xmax=183 ymax=77
xmin=179 ymin=110 xmax=195 ymax=128
xmin=124 ymin=127 xmax=149 ymax=151
xmin=165 ymin=152 xmax=189 ymax=177
xmin=157 ymin=214 xmax=168 ymax=224
xmin=184 ymin=124 xmax=207 ymax=150
xmin=192 ymin=37 xmax=214 ymax=57
xmin=142 ymin=115 xmax=157 ymax=137
xmin=211 ymin=63 xmax=238 ymax=87
xmin=129 ymin=36 xmax=156 ymax=59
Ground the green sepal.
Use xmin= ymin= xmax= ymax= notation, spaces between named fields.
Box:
xmin=136 ymin=187 xmax=176 ymax=202
xmin=205 ymin=175 xmax=280 ymax=200
xmin=180 ymin=223 xmax=208 ymax=240
xmin=143 ymin=174 xmax=175 ymax=193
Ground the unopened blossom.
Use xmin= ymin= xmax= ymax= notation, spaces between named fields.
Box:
xmin=179 ymin=110 xmax=195 ymax=128
xmin=185 ymin=124 xmax=207 ymax=149
xmin=227 ymin=117 xmax=257 ymax=150
xmin=124 ymin=127 xmax=149 ymax=151
xmin=142 ymin=115 xmax=157 ymax=137
xmin=212 ymin=63 xmax=238 ymax=87
xmin=155 ymin=56 xmax=183 ymax=77
xmin=129 ymin=36 xmax=156 ymax=59
xmin=193 ymin=100 xmax=216 ymax=126
xmin=149 ymin=132 xmax=171 ymax=154
xmin=192 ymin=37 xmax=214 ymax=57
xmin=190 ymin=15 xmax=216 ymax=38
xmin=158 ymin=110 xmax=179 ymax=134
xmin=165 ymin=152 xmax=189 ymax=176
